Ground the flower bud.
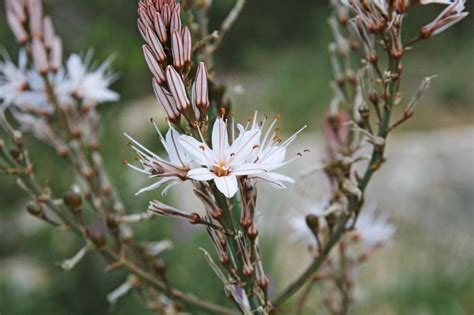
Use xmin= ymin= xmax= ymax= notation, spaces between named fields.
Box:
xmin=26 ymin=202 xmax=43 ymax=216
xmin=87 ymin=227 xmax=106 ymax=249
xmin=143 ymin=45 xmax=166 ymax=83
xmin=145 ymin=27 xmax=166 ymax=63
xmin=153 ymin=12 xmax=167 ymax=43
xmin=63 ymin=191 xmax=82 ymax=210
xmin=152 ymin=259 xmax=167 ymax=274
xmin=27 ymin=0 xmax=43 ymax=38
xmin=171 ymin=30 xmax=184 ymax=69
xmin=182 ymin=26 xmax=192 ymax=65
xmin=32 ymin=38 xmax=49 ymax=74
xmin=169 ymin=4 xmax=181 ymax=33
xmin=152 ymin=78 xmax=180 ymax=121
xmin=305 ymin=214 xmax=320 ymax=233
xmin=50 ymin=36 xmax=63 ymax=71
xmin=165 ymin=65 xmax=190 ymax=112
xmin=6 ymin=10 xmax=28 ymax=44
xmin=193 ymin=62 xmax=210 ymax=110
xmin=43 ymin=16 xmax=55 ymax=48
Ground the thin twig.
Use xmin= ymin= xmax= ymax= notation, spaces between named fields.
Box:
xmin=209 ymin=0 xmax=246 ymax=53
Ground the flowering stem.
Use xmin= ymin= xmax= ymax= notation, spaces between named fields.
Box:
xmin=273 ymin=54 xmax=401 ymax=308
xmin=0 ymin=130 xmax=237 ymax=315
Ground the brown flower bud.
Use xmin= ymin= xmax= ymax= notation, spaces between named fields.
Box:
xmin=219 ymin=254 xmax=230 ymax=265
xmin=305 ymin=214 xmax=319 ymax=233
xmin=87 ymin=227 xmax=106 ymax=249
xmin=26 ymin=202 xmax=43 ymax=216
xmin=248 ymin=224 xmax=259 ymax=240
xmin=63 ymin=191 xmax=82 ymax=210
xmin=243 ymin=264 xmax=253 ymax=277
xmin=258 ymin=276 xmax=269 ymax=289
xmin=152 ymin=259 xmax=167 ymax=274
xmin=106 ymin=215 xmax=119 ymax=232
xmin=9 ymin=148 xmax=21 ymax=159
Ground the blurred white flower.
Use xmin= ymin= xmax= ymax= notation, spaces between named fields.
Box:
xmin=0 ymin=50 xmax=28 ymax=106
xmin=354 ymin=204 xmax=396 ymax=248
xmin=66 ymin=53 xmax=119 ymax=105
xmin=288 ymin=201 xmax=327 ymax=244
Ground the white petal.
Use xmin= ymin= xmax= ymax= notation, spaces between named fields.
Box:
xmin=253 ymin=172 xmax=294 ymax=188
xmin=187 ymin=167 xmax=215 ymax=181
xmin=165 ymin=127 xmax=190 ymax=166
xmin=211 ymin=117 xmax=229 ymax=161
xmin=179 ymin=135 xmax=214 ymax=166
xmin=228 ymin=129 xmax=260 ymax=166
xmin=231 ymin=163 xmax=267 ymax=176
xmin=214 ymin=175 xmax=238 ymax=198
xmin=135 ymin=178 xmax=174 ymax=195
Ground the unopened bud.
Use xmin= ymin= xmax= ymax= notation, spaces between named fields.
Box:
xmin=106 ymin=215 xmax=119 ymax=232
xmin=9 ymin=148 xmax=21 ymax=159
xmin=63 ymin=191 xmax=82 ymax=210
xmin=219 ymin=254 xmax=230 ymax=265
xmin=26 ymin=202 xmax=43 ymax=216
xmin=248 ymin=224 xmax=258 ymax=240
xmin=326 ymin=213 xmax=338 ymax=230
xmin=152 ymin=259 xmax=167 ymax=274
xmin=243 ymin=264 xmax=253 ymax=277
xmin=258 ymin=276 xmax=269 ymax=289
xmin=305 ymin=214 xmax=320 ymax=233
xmin=165 ymin=65 xmax=190 ymax=112
xmin=87 ymin=227 xmax=106 ymax=249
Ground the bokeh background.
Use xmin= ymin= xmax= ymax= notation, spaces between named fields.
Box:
xmin=1 ymin=0 xmax=473 ymax=314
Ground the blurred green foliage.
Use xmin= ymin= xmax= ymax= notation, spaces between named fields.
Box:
xmin=0 ymin=0 xmax=473 ymax=314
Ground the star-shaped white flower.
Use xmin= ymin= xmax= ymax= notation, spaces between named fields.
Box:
xmin=125 ymin=120 xmax=191 ymax=195
xmin=354 ymin=204 xmax=396 ymax=248
xmin=0 ymin=50 xmax=28 ymax=107
xmin=247 ymin=113 xmax=306 ymax=188
xmin=179 ymin=117 xmax=266 ymax=198
xmin=66 ymin=53 xmax=119 ymax=106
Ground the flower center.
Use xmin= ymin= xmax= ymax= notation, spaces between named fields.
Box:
xmin=213 ymin=163 xmax=230 ymax=177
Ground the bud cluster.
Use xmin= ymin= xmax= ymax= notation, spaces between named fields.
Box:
xmin=137 ymin=0 xmax=210 ymax=123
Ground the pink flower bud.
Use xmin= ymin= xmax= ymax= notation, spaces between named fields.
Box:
xmin=161 ymin=4 xmax=171 ymax=26
xmin=27 ymin=0 xmax=43 ymax=38
xmin=169 ymin=4 xmax=181 ymax=33
xmin=43 ymin=16 xmax=55 ymax=49
xmin=50 ymin=36 xmax=63 ymax=71
xmin=143 ymin=45 xmax=166 ymax=84
xmin=145 ymin=27 xmax=166 ymax=63
xmin=171 ymin=30 xmax=184 ymax=68
xmin=182 ymin=26 xmax=192 ymax=65
xmin=165 ymin=65 xmax=190 ymax=112
xmin=32 ymin=38 xmax=49 ymax=74
xmin=6 ymin=0 xmax=26 ymax=23
xmin=138 ymin=6 xmax=153 ymax=28
xmin=153 ymin=12 xmax=167 ymax=43
xmin=6 ymin=10 xmax=28 ymax=44
xmin=137 ymin=19 xmax=147 ymax=40
xmin=193 ymin=62 xmax=209 ymax=109
xmin=152 ymin=78 xmax=180 ymax=120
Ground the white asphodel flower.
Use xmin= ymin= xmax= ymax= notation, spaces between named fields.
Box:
xmin=15 ymin=69 xmax=70 ymax=114
xmin=66 ymin=53 xmax=119 ymax=106
xmin=0 ymin=50 xmax=28 ymax=107
xmin=179 ymin=117 xmax=266 ymax=198
xmin=354 ymin=204 xmax=396 ymax=248
xmin=124 ymin=120 xmax=191 ymax=196
xmin=247 ymin=113 xmax=307 ymax=188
